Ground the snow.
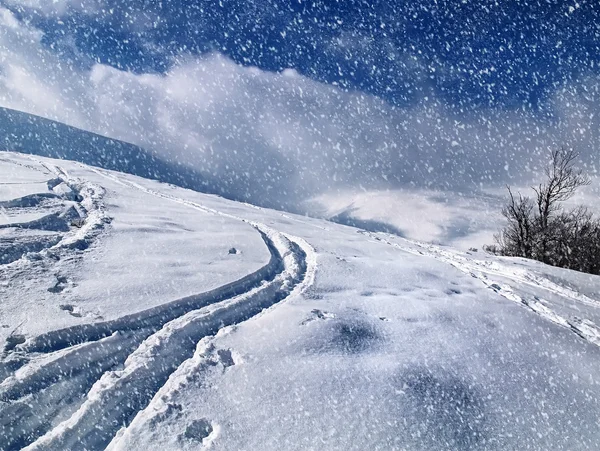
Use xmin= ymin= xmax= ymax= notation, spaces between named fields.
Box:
xmin=0 ymin=153 xmax=269 ymax=342
xmin=1 ymin=152 xmax=600 ymax=450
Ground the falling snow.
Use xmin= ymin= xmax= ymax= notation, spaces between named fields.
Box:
xmin=1 ymin=1 xmax=600 ymax=450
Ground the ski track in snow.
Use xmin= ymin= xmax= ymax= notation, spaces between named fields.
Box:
xmin=0 ymin=160 xmax=316 ymax=450
xmin=363 ymin=231 xmax=600 ymax=348
xmin=106 ymin=231 xmax=318 ymax=451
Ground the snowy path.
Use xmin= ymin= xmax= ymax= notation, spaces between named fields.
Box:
xmin=0 ymin=162 xmax=316 ymax=450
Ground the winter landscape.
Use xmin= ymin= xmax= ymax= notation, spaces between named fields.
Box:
xmin=1 ymin=1 xmax=600 ymax=450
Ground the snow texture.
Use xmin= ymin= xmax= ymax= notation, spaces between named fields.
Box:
xmin=0 ymin=153 xmax=599 ymax=450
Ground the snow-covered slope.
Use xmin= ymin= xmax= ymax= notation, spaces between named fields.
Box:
xmin=1 ymin=152 xmax=600 ymax=450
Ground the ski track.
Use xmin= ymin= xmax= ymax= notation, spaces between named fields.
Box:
xmin=107 ymin=232 xmax=317 ymax=451
xmin=0 ymin=159 xmax=316 ymax=450
xmin=364 ymin=231 xmax=600 ymax=348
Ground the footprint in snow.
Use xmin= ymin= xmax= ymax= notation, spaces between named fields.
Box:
xmin=180 ymin=418 xmax=218 ymax=447
xmin=216 ymin=348 xmax=236 ymax=368
xmin=48 ymin=275 xmax=73 ymax=293
xmin=59 ymin=304 xmax=82 ymax=317
xmin=302 ymin=309 xmax=336 ymax=325
xmin=4 ymin=334 xmax=26 ymax=352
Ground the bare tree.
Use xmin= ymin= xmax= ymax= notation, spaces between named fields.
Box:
xmin=497 ymin=186 xmax=535 ymax=258
xmin=490 ymin=147 xmax=600 ymax=275
xmin=552 ymin=207 xmax=600 ymax=274
xmin=532 ymin=147 xmax=590 ymax=263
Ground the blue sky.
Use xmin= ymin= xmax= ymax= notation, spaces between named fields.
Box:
xmin=6 ymin=0 xmax=599 ymax=112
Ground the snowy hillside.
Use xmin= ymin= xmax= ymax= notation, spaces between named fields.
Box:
xmin=0 ymin=107 xmax=214 ymax=197
xmin=1 ymin=152 xmax=600 ymax=450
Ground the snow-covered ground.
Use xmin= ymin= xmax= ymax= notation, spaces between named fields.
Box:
xmin=1 ymin=152 xmax=600 ymax=450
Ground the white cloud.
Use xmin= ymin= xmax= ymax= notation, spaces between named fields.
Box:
xmin=0 ymin=8 xmax=90 ymax=127
xmin=0 ymin=7 xmax=597 ymax=212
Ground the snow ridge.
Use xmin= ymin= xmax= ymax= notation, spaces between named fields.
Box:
xmin=0 ymin=157 xmax=110 ymax=269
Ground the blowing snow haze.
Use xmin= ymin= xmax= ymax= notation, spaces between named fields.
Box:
xmin=0 ymin=0 xmax=599 ymax=242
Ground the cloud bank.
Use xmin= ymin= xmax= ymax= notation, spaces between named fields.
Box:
xmin=0 ymin=7 xmax=598 ymax=211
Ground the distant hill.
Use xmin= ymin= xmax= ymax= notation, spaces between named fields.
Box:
xmin=0 ymin=107 xmax=209 ymax=193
